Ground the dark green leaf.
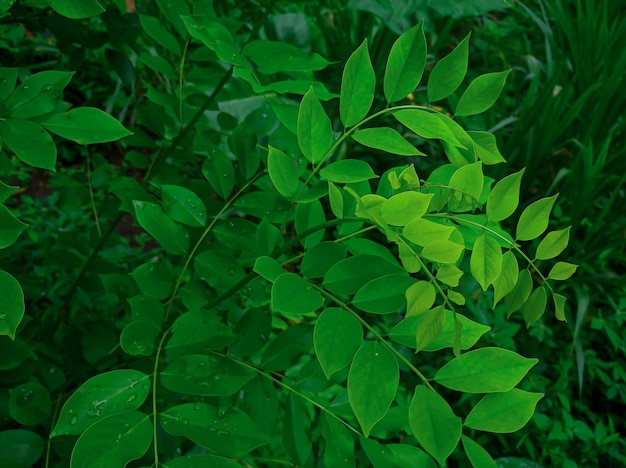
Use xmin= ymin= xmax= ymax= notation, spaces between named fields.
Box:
xmin=298 ymin=87 xmax=333 ymax=163
xmin=194 ymin=250 xmax=245 ymax=291
xmin=323 ymin=414 xmax=355 ymax=467
xmin=427 ymin=34 xmax=470 ymax=102
xmin=295 ymin=199 xmax=326 ymax=248
xmin=0 ymin=429 xmax=44 ymax=468
xmin=348 ymin=341 xmax=398 ymax=437
xmin=320 ymin=159 xmax=378 ymax=184
xmin=0 ymin=205 xmax=28 ymax=249
xmin=456 ymin=70 xmax=510 ymax=116
xmin=139 ymin=14 xmax=181 ymax=55
xmin=181 ymin=16 xmax=242 ymax=66
xmin=120 ymin=320 xmax=160 ymax=356
xmin=409 ymin=385 xmax=461 ymax=466
xmin=0 ymin=68 xmax=18 ymax=100
xmin=522 ymin=286 xmax=548 ymax=326
xmin=323 ymin=254 xmax=404 ymax=295
xmin=41 ymin=108 xmax=132 ymax=144
xmin=166 ymin=455 xmax=241 ymax=468
xmin=133 ymin=201 xmax=189 ymax=256
xmin=130 ymin=262 xmax=174 ymax=300
xmin=384 ymin=21 xmax=427 ymax=102
xmin=5 ymin=70 xmax=73 ymax=119
xmin=271 ymin=273 xmax=323 ymax=319
xmin=353 ymin=274 xmax=415 ymax=314
xmin=314 ymin=308 xmax=362 ymax=379
xmin=243 ymin=40 xmax=330 ymax=74
xmin=554 ymin=293 xmax=567 ymax=321
xmin=9 ymin=382 xmax=51 ymax=426
xmin=282 ymin=394 xmax=312 ymax=465
xmin=261 ymin=324 xmax=313 ymax=371
xmin=340 ymin=39 xmax=375 ymax=127
xmin=160 ymin=185 xmax=207 ymax=228
xmin=253 ymin=256 xmax=284 ymax=282
xmin=51 ymin=370 xmax=150 ymax=436
xmin=197 ymin=133 xmax=235 ymax=199
xmin=493 ymin=251 xmax=519 ymax=306
xmin=46 ymin=0 xmax=104 ymax=19
xmin=434 ymin=347 xmax=538 ymax=393
xmin=268 ymin=146 xmax=299 ymax=198
xmin=166 ymin=310 xmax=233 ymax=358
xmin=352 ymin=127 xmax=425 ymax=156
xmin=464 ymin=389 xmax=543 ymax=433
xmin=0 ymin=337 xmax=33 ymax=370
xmin=0 ymin=270 xmax=25 ymax=339
xmin=0 ymin=120 xmax=56 ymax=171
xmin=505 ymin=269 xmax=532 ymax=316
xmin=301 ymin=242 xmax=348 ymax=278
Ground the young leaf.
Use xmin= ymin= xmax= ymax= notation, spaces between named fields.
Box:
xmin=352 ymin=128 xmax=425 ymax=156
xmin=436 ymin=264 xmax=464 ymax=287
xmin=267 ymin=146 xmax=299 ymax=199
xmin=70 ymin=412 xmax=151 ymax=468
xmin=393 ymin=109 xmax=465 ymax=147
xmin=380 ymin=191 xmax=433 ymax=226
xmin=492 ymin=251 xmax=519 ymax=306
xmin=448 ymin=161 xmax=484 ymax=211
xmin=455 ymin=70 xmax=511 ymax=116
xmin=505 ymin=269 xmax=533 ymax=317
xmin=405 ymin=281 xmax=436 ymax=316
xmin=51 ymin=370 xmax=151 ymax=436
xmin=161 ymin=185 xmax=207 ymax=228
xmin=348 ymin=341 xmax=398 ymax=437
xmin=536 ymin=227 xmax=571 ymax=260
xmin=415 ymin=306 xmax=446 ymax=352
xmin=403 ymin=219 xmax=456 ymax=247
xmin=133 ymin=201 xmax=189 ymax=256
xmin=553 ymin=293 xmax=567 ymax=321
xmin=470 ymin=234 xmax=502 ymax=291
xmin=461 ymin=435 xmax=497 ymax=468
xmin=40 ymin=108 xmax=133 ymax=144
xmin=427 ymin=34 xmax=470 ymax=102
xmin=314 ymin=308 xmax=362 ymax=379
xmin=353 ymin=274 xmax=416 ymax=314
xmin=464 ymin=389 xmax=543 ymax=433
xmin=0 ymin=270 xmax=25 ymax=339
xmin=548 ymin=262 xmax=578 ymax=281
xmin=161 ymin=403 xmax=270 ymax=457
xmin=297 ymin=87 xmax=333 ymax=163
xmin=384 ymin=21 xmax=427 ymax=103
xmin=409 ymin=385 xmax=461 ymax=466
xmin=0 ymin=120 xmax=56 ymax=171
xmin=340 ymin=39 xmax=375 ymax=127
xmin=522 ymin=286 xmax=548 ymax=326
xmin=433 ymin=347 xmax=538 ymax=393
xmin=516 ymin=194 xmax=559 ymax=241
xmin=421 ymin=240 xmax=464 ymax=264
xmin=271 ymin=273 xmax=323 ymax=319
xmin=320 ymin=159 xmax=378 ymax=184
xmin=486 ymin=168 xmax=524 ymax=222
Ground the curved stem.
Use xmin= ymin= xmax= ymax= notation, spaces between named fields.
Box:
xmin=151 ymin=326 xmax=171 ymax=467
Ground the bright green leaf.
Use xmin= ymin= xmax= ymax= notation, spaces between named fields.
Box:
xmin=464 ymin=389 xmax=543 ymax=433
xmin=468 ymin=131 xmax=506 ymax=165
xmin=381 ymin=191 xmax=433 ymax=226
xmin=393 ymin=109 xmax=464 ymax=147
xmin=409 ymin=385 xmax=461 ymax=466
xmin=516 ymin=194 xmax=559 ymax=241
xmin=0 ymin=270 xmax=25 ymax=339
xmin=384 ymin=21 xmax=427 ymax=102
xmin=436 ymin=264 xmax=464 ymax=287
xmin=486 ymin=169 xmax=524 ymax=222
xmin=352 ymin=127 xmax=425 ymax=156
xmin=268 ymin=146 xmax=299 ymax=198
xmin=340 ymin=39 xmax=375 ymax=127
xmin=51 ymin=370 xmax=150 ymax=436
xmin=133 ymin=201 xmax=189 ymax=256
xmin=415 ymin=306 xmax=446 ymax=352
xmin=536 ymin=227 xmax=570 ymax=260
xmin=448 ymin=161 xmax=484 ymax=211
xmin=314 ymin=308 xmax=362 ymax=379
xmin=320 ymin=159 xmax=378 ymax=184
xmin=434 ymin=347 xmax=538 ymax=393
xmin=298 ymin=87 xmax=333 ymax=163
xmin=348 ymin=342 xmax=398 ymax=437
xmin=0 ymin=120 xmax=56 ymax=171
xmin=403 ymin=218 xmax=455 ymax=247
xmin=492 ymin=251 xmax=519 ymax=306
xmin=328 ymin=182 xmax=344 ymax=218
xmin=405 ymin=281 xmax=436 ymax=316
xmin=455 ymin=70 xmax=511 ymax=116
xmin=461 ymin=435 xmax=497 ymax=468
xmin=41 ymin=108 xmax=132 ymax=144
xmin=421 ymin=240 xmax=464 ymax=264
xmin=427 ymin=34 xmax=470 ymax=102
xmin=470 ymin=234 xmax=502 ymax=291
xmin=548 ymin=262 xmax=578 ymax=281
xmin=253 ymin=256 xmax=284 ymax=282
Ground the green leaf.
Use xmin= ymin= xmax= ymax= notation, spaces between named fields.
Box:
xmin=461 ymin=435 xmax=497 ymax=468
xmin=0 ymin=429 xmax=44 ymax=467
xmin=384 ymin=21 xmax=427 ymax=102
xmin=340 ymin=39 xmax=375 ymax=127
xmin=133 ymin=201 xmax=189 ymax=256
xmin=0 ymin=337 xmax=33 ymax=370
xmin=360 ymin=437 xmax=403 ymax=467
xmin=139 ymin=14 xmax=181 ymax=55
xmin=516 ymin=194 xmax=559 ymax=241
xmin=323 ymin=254 xmax=404 ymax=295
xmin=166 ymin=455 xmax=241 ymax=468
xmin=492 ymin=251 xmax=519 ymax=306
xmin=298 ymin=87 xmax=333 ymax=163
xmin=271 ymin=273 xmax=323 ymax=319
xmin=536 ymin=227 xmax=570 ymax=260
xmin=9 ymin=382 xmax=51 ymax=426
xmin=436 ymin=115 xmax=477 ymax=165
xmin=46 ymin=0 xmax=104 ymax=19
xmin=548 ymin=262 xmax=578 ymax=281
xmin=314 ymin=308 xmax=362 ymax=379
xmin=267 ymin=146 xmax=299 ymax=199
xmin=348 ymin=341 xmax=398 ymax=437
xmin=470 ymin=234 xmax=502 ymax=291
xmin=455 ymin=70 xmax=511 ymax=116
xmin=166 ymin=310 xmax=233 ymax=359
xmin=243 ymin=40 xmax=330 ymax=74
xmin=161 ymin=185 xmax=207 ymax=228
xmin=41 ymin=108 xmax=132 ymax=144
xmin=301 ymin=242 xmax=348 ymax=278
xmin=256 ymin=216 xmax=281 ymax=255
xmin=4 ymin=70 xmax=73 ymax=119
xmin=427 ymin=34 xmax=470 ymax=102
xmin=436 ymin=264 xmax=464 ymax=287
xmin=70 ymin=411 xmax=151 ymax=468
xmin=468 ymin=131 xmax=506 ymax=165
xmin=0 ymin=68 xmax=18 ymax=100
xmin=415 ymin=307 xmax=446 ymax=352
xmin=486 ymin=169 xmax=524 ymax=222
xmin=120 ymin=320 xmax=160 ymax=356
xmin=421 ymin=240 xmax=464 ymax=264
xmin=320 ymin=159 xmax=378 ymax=184
xmin=161 ymin=354 xmax=254 ymax=396
xmin=51 ymin=370 xmax=150 ymax=436
xmin=381 ymin=191 xmax=433 ymax=226
xmin=0 ymin=205 xmax=28 ymax=249
xmin=553 ymin=293 xmax=567 ymax=321
xmin=261 ymin=324 xmax=313 ymax=371
xmin=403 ymin=218 xmax=456 ymax=247
xmin=181 ymin=16 xmax=242 ymax=65
xmin=161 ymin=403 xmax=270 ymax=457
xmin=323 ymin=414 xmax=355 ymax=467
xmin=282 ymin=395 xmax=312 ymax=465
xmin=328 ymin=182 xmax=344 ymax=218
xmin=464 ymin=389 xmax=543 ymax=433
xmin=0 ymin=120 xmax=56 ymax=171
xmin=522 ymin=286 xmax=548 ymax=326
xmin=0 ymin=270 xmax=25 ymax=339
xmin=197 ymin=133 xmax=235 ymax=199
xmin=505 ymin=269 xmax=532 ymax=316
xmin=433 ymin=347 xmax=538 ymax=393
xmin=352 ymin=127 xmax=425 ymax=156
xmin=130 ymin=261 xmax=174 ymax=300
xmin=405 ymin=281 xmax=436 ymax=316
xmin=295 ymin=199 xmax=326 ymax=248
xmin=409 ymin=385 xmax=461 ymax=466
xmin=393 ymin=109 xmax=464 ymax=147
xmin=353 ymin=274 xmax=416 ymax=314
xmin=448 ymin=161 xmax=484 ymax=211
xmin=253 ymin=256 xmax=284 ymax=282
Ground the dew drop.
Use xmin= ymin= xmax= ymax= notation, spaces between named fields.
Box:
xmin=217 ymin=429 xmax=230 ymax=436
xmin=126 ymin=393 xmax=137 ymax=403
xmin=0 ymin=313 xmax=6 ymax=320
xmin=182 ymin=418 xmax=189 ymax=425
xmin=217 ymin=407 xmax=227 ymax=419
xmin=197 ymin=361 xmax=207 ymax=368
xmin=194 ymin=403 xmax=202 ymax=411
xmin=69 ymin=415 xmax=78 ymax=425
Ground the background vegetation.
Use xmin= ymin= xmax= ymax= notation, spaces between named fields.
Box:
xmin=0 ymin=0 xmax=624 ymax=466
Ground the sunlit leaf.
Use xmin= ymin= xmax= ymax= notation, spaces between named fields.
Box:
xmin=522 ymin=286 xmax=548 ymax=326
xmin=384 ymin=21 xmax=427 ymax=102
xmin=516 ymin=194 xmax=558 ymax=241
xmin=486 ymin=169 xmax=524 ymax=222
xmin=461 ymin=435 xmax=497 ymax=468
xmin=535 ymin=227 xmax=570 ymax=260
xmin=548 ymin=262 xmax=578 ymax=281
xmin=381 ymin=191 xmax=433 ymax=226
